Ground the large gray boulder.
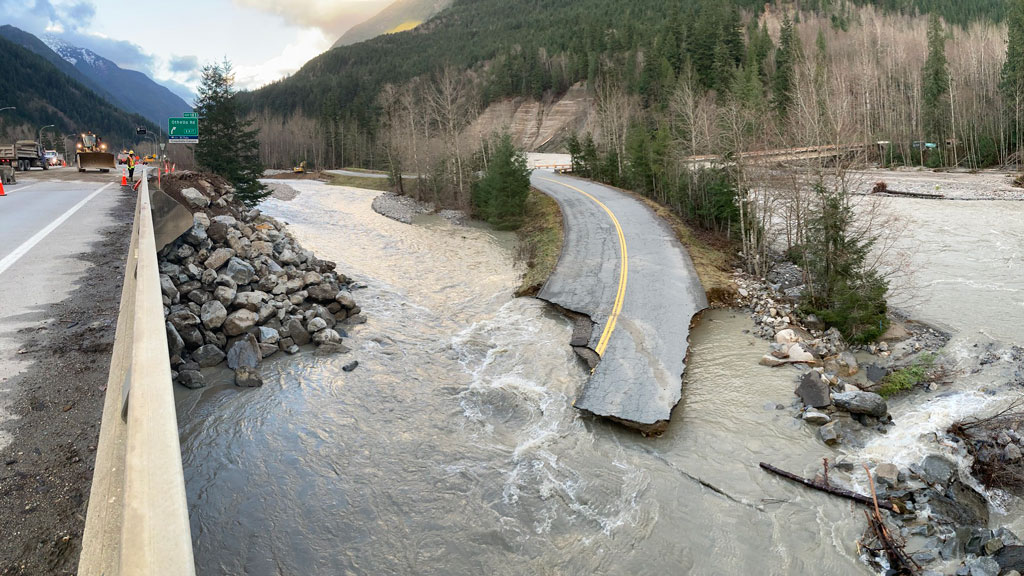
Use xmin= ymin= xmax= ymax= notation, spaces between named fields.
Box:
xmin=160 ymin=274 xmax=178 ymax=301
xmin=283 ymin=317 xmax=310 ymax=346
xmin=204 ymin=248 xmax=235 ymax=270
xmin=180 ymin=187 xmax=210 ymax=209
xmin=225 ymin=257 xmax=256 ymax=286
xmin=233 ymin=291 xmax=268 ymax=312
xmin=833 ymin=390 xmax=887 ymax=418
xmin=335 ymin=291 xmax=356 ymax=310
xmin=917 ymin=454 xmax=957 ymax=485
xmin=192 ymin=344 xmax=226 ymax=368
xmin=167 ymin=310 xmax=200 ymax=332
xmin=965 ymin=557 xmax=1000 ymax=576
xmin=214 ymin=285 xmax=236 ymax=307
xmin=819 ymin=421 xmax=841 ymax=445
xmin=234 ymin=366 xmax=263 ymax=388
xmin=995 ymin=546 xmax=1024 ymax=574
xmin=312 ymin=328 xmax=342 ymax=345
xmin=177 ymin=370 xmax=205 ymax=389
xmin=226 ymin=334 xmax=261 ymax=370
xmin=200 ymin=300 xmax=227 ymax=330
xmin=307 ymin=283 xmax=338 ymax=302
xmin=307 ymin=317 xmax=328 ymax=333
xmin=258 ymin=326 xmax=280 ymax=345
xmin=795 ymin=371 xmax=831 ymax=408
xmin=166 ymin=322 xmax=185 ymax=357
xmin=223 ymin=309 xmax=259 ymax=337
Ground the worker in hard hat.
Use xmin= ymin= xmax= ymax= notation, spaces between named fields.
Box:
xmin=127 ymin=150 xmax=136 ymax=183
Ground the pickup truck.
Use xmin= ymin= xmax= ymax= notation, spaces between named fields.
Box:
xmin=0 ymin=140 xmax=48 ymax=171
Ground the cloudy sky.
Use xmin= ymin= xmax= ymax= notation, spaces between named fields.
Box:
xmin=1 ymin=0 xmax=391 ymax=99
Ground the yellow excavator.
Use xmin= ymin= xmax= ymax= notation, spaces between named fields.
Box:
xmin=293 ymin=161 xmax=307 ymax=174
xmin=76 ymin=132 xmax=115 ymax=173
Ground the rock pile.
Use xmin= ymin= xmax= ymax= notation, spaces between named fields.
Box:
xmin=159 ymin=172 xmax=364 ymax=388
xmin=854 ymin=452 xmax=1024 ymax=575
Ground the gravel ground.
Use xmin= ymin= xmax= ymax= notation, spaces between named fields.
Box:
xmin=0 ymin=187 xmax=133 ymax=575
xmin=849 ymin=168 xmax=1024 ymax=201
xmin=370 ymin=192 xmax=433 ymax=224
xmin=261 ymin=180 xmax=301 ymax=201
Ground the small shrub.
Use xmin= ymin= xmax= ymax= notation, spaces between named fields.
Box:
xmin=878 ymin=353 xmax=937 ymax=398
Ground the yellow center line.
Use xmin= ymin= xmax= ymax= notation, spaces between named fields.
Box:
xmin=539 ymin=177 xmax=628 ymax=358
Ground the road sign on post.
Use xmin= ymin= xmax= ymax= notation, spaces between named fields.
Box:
xmin=183 ymin=112 xmax=197 ymax=118
xmin=168 ymin=117 xmax=198 ymax=144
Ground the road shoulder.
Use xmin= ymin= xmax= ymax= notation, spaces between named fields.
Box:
xmin=0 ymin=186 xmax=133 ymax=575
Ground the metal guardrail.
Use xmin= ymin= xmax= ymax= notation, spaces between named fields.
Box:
xmin=78 ymin=170 xmax=196 ymax=575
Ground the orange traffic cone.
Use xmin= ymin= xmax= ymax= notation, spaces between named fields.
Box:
xmin=121 ymin=168 xmax=127 ymax=186
xmin=0 ymin=178 xmax=6 ymax=197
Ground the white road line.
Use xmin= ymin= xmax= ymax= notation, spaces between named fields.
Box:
xmin=4 ymin=183 xmax=38 ymax=193
xmin=0 ymin=182 xmax=113 ymax=277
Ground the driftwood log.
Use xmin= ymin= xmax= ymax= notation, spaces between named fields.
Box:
xmin=759 ymin=462 xmax=896 ymax=512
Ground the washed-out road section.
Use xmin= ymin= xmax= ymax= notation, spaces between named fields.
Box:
xmin=531 ymin=172 xmax=707 ymax=433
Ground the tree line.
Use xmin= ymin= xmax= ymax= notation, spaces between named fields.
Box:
xmin=240 ymin=0 xmax=1024 ymax=341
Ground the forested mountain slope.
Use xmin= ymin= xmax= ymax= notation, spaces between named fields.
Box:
xmin=247 ymin=0 xmax=1003 ymax=118
xmin=0 ymin=25 xmax=190 ymax=127
xmin=0 ymin=34 xmax=156 ymax=147
xmin=333 ymin=0 xmax=452 ymax=47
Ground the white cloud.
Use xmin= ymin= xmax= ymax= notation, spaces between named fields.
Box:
xmin=232 ymin=0 xmax=388 ymax=35
xmin=233 ymin=28 xmax=333 ymax=90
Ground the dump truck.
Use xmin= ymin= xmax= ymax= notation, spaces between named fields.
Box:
xmin=76 ymin=132 xmax=114 ymax=173
xmin=0 ymin=140 xmax=48 ymax=171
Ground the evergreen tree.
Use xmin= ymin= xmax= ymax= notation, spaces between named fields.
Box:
xmin=472 ymin=133 xmax=531 ymax=230
xmin=195 ymin=60 xmax=267 ymax=206
xmin=802 ymin=184 xmax=889 ymax=343
xmin=1003 ymin=0 xmax=1024 ymax=153
xmin=922 ymin=14 xmax=949 ymax=145
xmin=772 ymin=15 xmax=796 ymax=118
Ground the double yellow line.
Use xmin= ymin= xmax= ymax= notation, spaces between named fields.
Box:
xmin=539 ymin=177 xmax=628 ymax=357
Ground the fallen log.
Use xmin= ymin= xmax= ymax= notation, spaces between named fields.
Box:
xmin=874 ymin=189 xmax=946 ymax=200
xmin=759 ymin=462 xmax=896 ymax=512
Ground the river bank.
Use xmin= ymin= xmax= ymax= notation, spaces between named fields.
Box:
xmin=729 ymin=194 xmax=1024 ymax=574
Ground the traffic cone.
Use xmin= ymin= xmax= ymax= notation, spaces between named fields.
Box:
xmin=0 ymin=179 xmax=6 ymax=197
xmin=121 ymin=168 xmax=127 ymax=186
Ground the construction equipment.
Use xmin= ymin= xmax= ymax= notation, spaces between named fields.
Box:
xmin=0 ymin=140 xmax=48 ymax=171
xmin=76 ymin=132 xmax=114 ymax=173
xmin=0 ymin=164 xmax=14 ymax=185
xmin=293 ymin=161 xmax=307 ymax=174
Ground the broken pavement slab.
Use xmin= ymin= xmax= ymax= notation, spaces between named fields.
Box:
xmin=531 ymin=172 xmax=708 ymax=433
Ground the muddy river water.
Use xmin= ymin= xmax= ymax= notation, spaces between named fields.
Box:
xmin=177 ymin=181 xmax=1024 ymax=575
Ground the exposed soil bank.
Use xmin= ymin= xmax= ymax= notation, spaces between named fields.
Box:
xmin=0 ymin=187 xmax=133 ymax=576
xmin=515 ymin=188 xmax=564 ymax=297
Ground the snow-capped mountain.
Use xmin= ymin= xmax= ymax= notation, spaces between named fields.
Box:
xmin=31 ymin=33 xmax=190 ymax=127
xmin=43 ymin=37 xmax=105 ymax=69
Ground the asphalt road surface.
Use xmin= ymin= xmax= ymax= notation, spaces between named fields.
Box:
xmin=531 ymin=172 xmax=707 ymax=433
xmin=0 ymin=168 xmax=122 ymax=447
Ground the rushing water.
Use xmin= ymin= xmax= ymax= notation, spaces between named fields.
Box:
xmin=177 ymin=182 xmax=1023 ymax=574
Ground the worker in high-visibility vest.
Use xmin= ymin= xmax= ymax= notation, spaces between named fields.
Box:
xmin=127 ymin=150 xmax=136 ymax=182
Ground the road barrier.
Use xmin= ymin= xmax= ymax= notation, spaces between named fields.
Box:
xmin=78 ymin=170 xmax=196 ymax=575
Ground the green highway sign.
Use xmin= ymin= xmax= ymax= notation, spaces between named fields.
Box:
xmin=169 ymin=117 xmax=198 ymax=136
xmin=183 ymin=112 xmax=198 ymax=118
xmin=168 ymin=116 xmax=199 ymax=143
